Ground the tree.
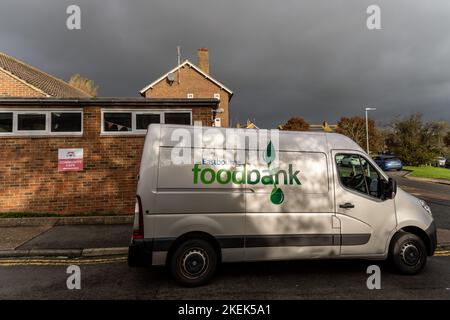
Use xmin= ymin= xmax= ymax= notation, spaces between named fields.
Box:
xmin=336 ymin=116 xmax=383 ymax=153
xmin=68 ymin=74 xmax=99 ymax=97
xmin=280 ymin=117 xmax=310 ymax=131
xmin=386 ymin=113 xmax=447 ymax=166
xmin=445 ymin=131 xmax=450 ymax=147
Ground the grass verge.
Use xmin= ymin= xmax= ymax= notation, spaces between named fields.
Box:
xmin=404 ymin=165 xmax=450 ymax=181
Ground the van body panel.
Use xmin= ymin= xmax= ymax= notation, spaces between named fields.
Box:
xmin=137 ymin=125 xmax=160 ymax=239
xmin=394 ymin=188 xmax=434 ymax=232
xmin=155 ymin=147 xmax=245 ymax=214
xmin=151 ymin=213 xmax=245 ymax=263
xmin=331 ymin=149 xmax=397 ymax=256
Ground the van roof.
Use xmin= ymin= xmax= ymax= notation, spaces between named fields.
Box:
xmin=151 ymin=124 xmax=364 ymax=153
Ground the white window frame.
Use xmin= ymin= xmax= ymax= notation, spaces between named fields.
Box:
xmin=214 ymin=93 xmax=221 ymax=100
xmin=0 ymin=109 xmax=83 ymax=137
xmin=101 ymin=109 xmax=192 ymax=135
xmin=187 ymin=93 xmax=194 ymax=99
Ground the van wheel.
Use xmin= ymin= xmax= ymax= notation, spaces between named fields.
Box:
xmin=390 ymin=232 xmax=427 ymax=275
xmin=170 ymin=239 xmax=217 ymax=287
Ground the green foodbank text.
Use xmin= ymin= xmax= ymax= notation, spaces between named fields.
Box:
xmin=192 ymin=164 xmax=301 ymax=186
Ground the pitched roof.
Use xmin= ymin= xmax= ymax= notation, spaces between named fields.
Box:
xmin=0 ymin=52 xmax=91 ymax=98
xmin=139 ymin=60 xmax=233 ymax=97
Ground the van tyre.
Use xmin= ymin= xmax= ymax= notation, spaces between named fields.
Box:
xmin=390 ymin=232 xmax=427 ymax=275
xmin=170 ymin=239 xmax=217 ymax=287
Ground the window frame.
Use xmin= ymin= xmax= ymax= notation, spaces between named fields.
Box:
xmin=334 ymin=152 xmax=387 ymax=202
xmin=0 ymin=109 xmax=83 ymax=136
xmin=100 ymin=109 xmax=192 ymax=135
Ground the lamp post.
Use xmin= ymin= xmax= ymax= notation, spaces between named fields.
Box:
xmin=365 ymin=107 xmax=377 ymax=154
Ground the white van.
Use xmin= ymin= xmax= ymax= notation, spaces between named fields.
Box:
xmin=128 ymin=124 xmax=436 ymax=287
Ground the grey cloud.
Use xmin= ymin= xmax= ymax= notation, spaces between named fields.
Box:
xmin=1 ymin=0 xmax=449 ymax=128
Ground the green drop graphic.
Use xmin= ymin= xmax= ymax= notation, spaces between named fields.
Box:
xmin=270 ymin=186 xmax=284 ymax=205
xmin=263 ymin=141 xmax=276 ymax=165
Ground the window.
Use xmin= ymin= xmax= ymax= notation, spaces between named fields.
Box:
xmin=187 ymin=93 xmax=194 ymax=99
xmin=51 ymin=112 xmax=82 ymax=132
xmin=214 ymin=93 xmax=220 ymax=100
xmin=18 ymin=113 xmax=46 ymax=131
xmin=101 ymin=110 xmax=191 ymax=134
xmin=0 ymin=110 xmax=83 ymax=136
xmin=165 ymin=112 xmax=191 ymax=125
xmin=336 ymin=153 xmax=383 ymax=199
xmin=136 ymin=113 xmax=160 ymax=130
xmin=0 ymin=113 xmax=13 ymax=133
xmin=104 ymin=112 xmax=132 ymax=132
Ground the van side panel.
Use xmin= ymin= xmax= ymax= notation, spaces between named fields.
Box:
xmin=151 ymin=134 xmax=246 ymax=264
xmin=245 ymin=145 xmax=339 ymax=260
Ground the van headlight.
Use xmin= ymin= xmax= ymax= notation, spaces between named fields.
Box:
xmin=418 ymin=199 xmax=432 ymax=216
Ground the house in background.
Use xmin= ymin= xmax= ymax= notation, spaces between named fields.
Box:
xmin=0 ymin=52 xmax=90 ymax=98
xmin=140 ymin=48 xmax=233 ymax=127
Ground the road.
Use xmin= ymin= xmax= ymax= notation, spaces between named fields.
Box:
xmin=387 ymin=171 xmax=450 ymax=229
xmin=1 ymin=255 xmax=450 ymax=299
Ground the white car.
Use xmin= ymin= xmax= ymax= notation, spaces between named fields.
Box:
xmin=435 ymin=157 xmax=446 ymax=167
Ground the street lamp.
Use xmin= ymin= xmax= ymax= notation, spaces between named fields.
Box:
xmin=365 ymin=107 xmax=377 ymax=154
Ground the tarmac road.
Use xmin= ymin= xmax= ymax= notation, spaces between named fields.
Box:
xmin=387 ymin=171 xmax=450 ymax=229
xmin=1 ymin=255 xmax=450 ymax=299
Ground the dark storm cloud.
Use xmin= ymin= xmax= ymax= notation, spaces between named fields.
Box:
xmin=1 ymin=0 xmax=450 ymax=128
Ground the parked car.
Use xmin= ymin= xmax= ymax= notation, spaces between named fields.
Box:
xmin=339 ymin=154 xmax=361 ymax=167
xmin=128 ymin=125 xmax=436 ymax=286
xmin=374 ymin=155 xmax=403 ymax=171
xmin=434 ymin=156 xmax=446 ymax=167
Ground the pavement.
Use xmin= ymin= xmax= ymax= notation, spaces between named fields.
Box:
xmin=0 ymin=224 xmax=132 ymax=258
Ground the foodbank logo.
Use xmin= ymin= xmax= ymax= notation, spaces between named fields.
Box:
xmin=192 ymin=142 xmax=301 ymax=205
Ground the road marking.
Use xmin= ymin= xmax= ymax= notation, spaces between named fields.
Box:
xmin=0 ymin=251 xmax=449 ymax=266
xmin=434 ymin=250 xmax=450 ymax=257
xmin=0 ymin=256 xmax=127 ymax=266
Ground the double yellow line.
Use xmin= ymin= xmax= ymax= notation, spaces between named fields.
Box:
xmin=0 ymin=256 xmax=127 ymax=267
xmin=434 ymin=250 xmax=450 ymax=257
xmin=0 ymin=251 xmax=449 ymax=266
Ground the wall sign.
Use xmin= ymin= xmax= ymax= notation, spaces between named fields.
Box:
xmin=58 ymin=148 xmax=83 ymax=172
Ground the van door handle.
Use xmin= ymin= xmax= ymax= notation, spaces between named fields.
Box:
xmin=339 ymin=202 xmax=355 ymax=209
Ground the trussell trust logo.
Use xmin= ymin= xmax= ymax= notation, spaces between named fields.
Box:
xmin=191 ymin=141 xmax=301 ymax=205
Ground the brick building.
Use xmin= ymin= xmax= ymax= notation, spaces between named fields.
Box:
xmin=0 ymin=52 xmax=90 ymax=98
xmin=0 ymin=51 xmax=223 ymax=215
xmin=140 ymin=48 xmax=233 ymax=127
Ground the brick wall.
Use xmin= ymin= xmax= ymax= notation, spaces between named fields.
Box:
xmin=0 ymin=104 xmax=214 ymax=215
xmin=143 ymin=65 xmax=231 ymax=127
xmin=0 ymin=69 xmax=46 ymax=97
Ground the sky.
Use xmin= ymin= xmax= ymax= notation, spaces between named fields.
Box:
xmin=1 ymin=0 xmax=450 ymax=128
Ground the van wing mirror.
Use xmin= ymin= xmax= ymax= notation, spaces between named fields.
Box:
xmin=384 ymin=178 xmax=397 ymax=199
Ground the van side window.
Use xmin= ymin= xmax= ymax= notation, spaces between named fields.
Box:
xmin=335 ymin=154 xmax=383 ymax=199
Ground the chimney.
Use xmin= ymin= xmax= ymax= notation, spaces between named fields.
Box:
xmin=197 ymin=48 xmax=209 ymax=74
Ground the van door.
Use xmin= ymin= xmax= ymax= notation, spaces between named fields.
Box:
xmin=245 ymin=150 xmax=338 ymax=261
xmin=332 ymin=151 xmax=396 ymax=256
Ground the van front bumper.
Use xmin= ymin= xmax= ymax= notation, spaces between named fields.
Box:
xmin=128 ymin=239 xmax=153 ymax=267
xmin=426 ymin=221 xmax=437 ymax=256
